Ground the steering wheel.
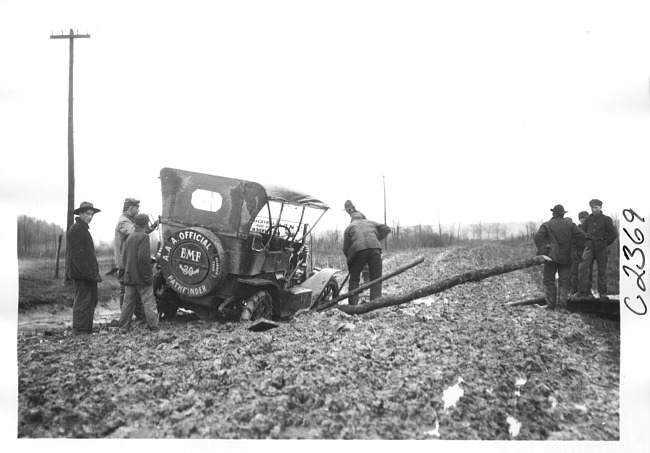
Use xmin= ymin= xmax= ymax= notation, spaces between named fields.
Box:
xmin=267 ymin=224 xmax=292 ymax=239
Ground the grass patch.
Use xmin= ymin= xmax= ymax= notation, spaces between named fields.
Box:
xmin=18 ymin=253 xmax=119 ymax=310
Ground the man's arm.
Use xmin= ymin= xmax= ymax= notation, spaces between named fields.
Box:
xmin=572 ymin=224 xmax=587 ymax=249
xmin=117 ymin=217 xmax=135 ymax=237
xmin=342 ymin=227 xmax=351 ymax=259
xmin=146 ymin=218 xmax=159 ymax=235
xmin=606 ymin=217 xmax=617 ymax=245
xmin=376 ymin=223 xmax=391 ymax=242
xmin=533 ymin=224 xmax=547 ymax=250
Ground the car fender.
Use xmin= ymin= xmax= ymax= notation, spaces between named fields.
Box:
xmin=298 ymin=268 xmax=341 ymax=299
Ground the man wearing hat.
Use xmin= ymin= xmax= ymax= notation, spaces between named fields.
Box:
xmin=114 ymin=198 xmax=159 ymax=316
xmin=534 ymin=204 xmax=586 ymax=310
xmin=343 ymin=216 xmax=391 ymax=305
xmin=344 ymin=200 xmax=366 ymax=222
xmin=577 ymin=199 xmax=617 ymax=299
xmin=119 ymin=213 xmax=160 ymax=333
xmin=67 ymin=202 xmax=102 ymax=335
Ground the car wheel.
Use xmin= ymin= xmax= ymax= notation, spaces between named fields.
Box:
xmin=312 ymin=277 xmax=340 ymax=309
xmin=153 ymin=271 xmax=178 ymax=320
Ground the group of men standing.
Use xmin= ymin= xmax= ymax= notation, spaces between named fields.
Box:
xmin=66 ymin=198 xmax=160 ymax=336
xmin=534 ymin=199 xmax=617 ymax=310
xmin=341 ymin=197 xmax=620 ymax=310
xmin=67 ymin=194 xmax=615 ymax=326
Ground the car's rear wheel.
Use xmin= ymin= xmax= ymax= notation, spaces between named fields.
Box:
xmin=240 ymin=290 xmax=273 ymax=321
xmin=158 ymin=294 xmax=178 ymax=320
xmin=153 ymin=272 xmax=178 ymax=320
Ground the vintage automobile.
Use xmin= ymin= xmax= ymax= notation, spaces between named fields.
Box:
xmin=153 ymin=167 xmax=341 ymax=322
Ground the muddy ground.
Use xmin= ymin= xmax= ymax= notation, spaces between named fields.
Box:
xmin=16 ymin=243 xmax=620 ymax=440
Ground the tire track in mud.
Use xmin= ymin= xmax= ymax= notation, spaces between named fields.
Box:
xmin=380 ymin=247 xmax=458 ymax=302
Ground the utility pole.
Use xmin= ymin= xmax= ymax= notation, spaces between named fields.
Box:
xmin=383 ymin=175 xmax=388 ymax=251
xmin=51 ymin=29 xmax=90 ymax=279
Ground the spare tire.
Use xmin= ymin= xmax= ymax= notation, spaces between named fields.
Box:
xmin=158 ymin=227 xmax=226 ymax=298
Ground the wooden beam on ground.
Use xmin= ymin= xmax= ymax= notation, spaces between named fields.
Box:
xmin=567 ymin=297 xmax=620 ymax=317
xmin=330 ymin=255 xmax=550 ymax=315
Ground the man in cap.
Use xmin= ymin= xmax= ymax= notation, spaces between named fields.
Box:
xmin=577 ymin=199 xmax=617 ymax=299
xmin=114 ymin=198 xmax=159 ymax=318
xmin=344 ymin=200 xmax=366 ymax=222
xmin=119 ymin=213 xmax=160 ymax=333
xmin=343 ymin=216 xmax=391 ymax=305
xmin=534 ymin=204 xmax=586 ymax=310
xmin=67 ymin=202 xmax=102 ymax=335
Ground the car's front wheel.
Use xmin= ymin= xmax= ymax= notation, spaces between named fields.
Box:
xmin=312 ymin=276 xmax=340 ymax=310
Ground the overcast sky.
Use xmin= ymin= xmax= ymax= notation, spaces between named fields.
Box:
xmin=2 ymin=1 xmax=650 ymax=243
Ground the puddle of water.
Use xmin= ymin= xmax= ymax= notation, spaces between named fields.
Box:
xmin=18 ymin=305 xmax=121 ymax=332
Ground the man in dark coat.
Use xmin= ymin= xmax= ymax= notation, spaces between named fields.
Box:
xmin=569 ymin=211 xmax=591 ymax=296
xmin=343 ymin=218 xmax=391 ymax=305
xmin=67 ymin=201 xmax=102 ymax=335
xmin=534 ymin=204 xmax=586 ymax=310
xmin=118 ymin=213 xmax=160 ymax=333
xmin=345 ymin=201 xmax=369 ymax=281
xmin=577 ymin=199 xmax=617 ymax=299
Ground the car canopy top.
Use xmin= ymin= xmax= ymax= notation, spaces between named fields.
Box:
xmin=263 ymin=184 xmax=329 ymax=210
xmin=160 ymin=167 xmax=329 ymax=236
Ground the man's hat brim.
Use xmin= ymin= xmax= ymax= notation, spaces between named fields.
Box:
xmin=74 ymin=207 xmax=101 ymax=214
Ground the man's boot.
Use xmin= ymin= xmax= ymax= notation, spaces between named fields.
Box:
xmin=544 ymin=285 xmax=557 ymax=310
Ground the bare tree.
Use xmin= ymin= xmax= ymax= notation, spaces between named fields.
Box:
xmin=493 ymin=222 xmax=502 ymax=240
xmin=17 ymin=215 xmax=64 ymax=257
xmin=470 ymin=222 xmax=483 ymax=240
xmin=524 ymin=221 xmax=538 ymax=239
xmin=485 ymin=223 xmax=495 ymax=239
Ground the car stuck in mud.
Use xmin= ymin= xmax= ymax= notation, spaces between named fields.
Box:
xmin=153 ymin=167 xmax=341 ymax=322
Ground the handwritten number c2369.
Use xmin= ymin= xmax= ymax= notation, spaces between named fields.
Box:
xmin=622 ymin=208 xmax=647 ymax=316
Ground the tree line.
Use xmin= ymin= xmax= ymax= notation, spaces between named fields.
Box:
xmin=17 ymin=213 xmax=543 ymax=259
xmin=17 ymin=215 xmax=65 ymax=257
xmin=309 ymin=221 xmax=541 ymax=257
